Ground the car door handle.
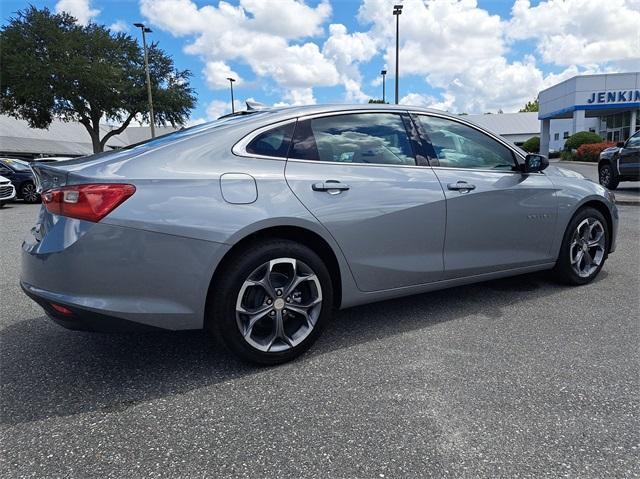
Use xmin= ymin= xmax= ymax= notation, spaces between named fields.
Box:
xmin=447 ymin=181 xmax=476 ymax=192
xmin=312 ymin=181 xmax=350 ymax=194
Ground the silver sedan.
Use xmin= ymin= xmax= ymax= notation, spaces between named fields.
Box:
xmin=21 ymin=104 xmax=618 ymax=364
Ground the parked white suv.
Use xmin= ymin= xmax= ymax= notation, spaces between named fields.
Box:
xmin=0 ymin=175 xmax=16 ymax=207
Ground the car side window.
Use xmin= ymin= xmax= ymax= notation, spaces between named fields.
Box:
xmin=626 ymin=131 xmax=640 ymax=148
xmin=417 ymin=115 xmax=516 ymax=170
xmin=289 ymin=113 xmax=415 ymax=166
xmin=245 ymin=122 xmax=295 ymax=158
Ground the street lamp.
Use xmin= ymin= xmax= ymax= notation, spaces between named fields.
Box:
xmin=392 ymin=4 xmax=403 ymax=105
xmin=227 ymin=77 xmax=236 ymax=114
xmin=133 ymin=22 xmax=155 ymax=138
xmin=380 ymin=69 xmax=387 ymax=103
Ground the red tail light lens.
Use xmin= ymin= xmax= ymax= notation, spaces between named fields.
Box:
xmin=42 ymin=184 xmax=136 ymax=222
xmin=50 ymin=303 xmax=73 ymax=316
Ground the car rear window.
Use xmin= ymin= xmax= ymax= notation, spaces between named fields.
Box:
xmin=245 ymin=122 xmax=295 ymax=158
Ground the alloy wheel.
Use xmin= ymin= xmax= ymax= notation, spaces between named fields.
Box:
xmin=235 ymin=257 xmax=322 ymax=353
xmin=569 ymin=218 xmax=606 ymax=278
xmin=22 ymin=183 xmax=39 ymax=203
xmin=599 ymin=166 xmax=611 ymax=187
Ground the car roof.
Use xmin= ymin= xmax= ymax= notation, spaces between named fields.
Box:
xmin=240 ymin=103 xmax=451 ymax=119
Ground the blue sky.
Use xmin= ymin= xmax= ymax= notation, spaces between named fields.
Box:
xmin=3 ymin=0 xmax=639 ymax=124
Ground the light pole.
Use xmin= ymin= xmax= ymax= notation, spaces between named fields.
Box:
xmin=393 ymin=4 xmax=403 ymax=105
xmin=133 ymin=23 xmax=156 ymax=138
xmin=227 ymin=77 xmax=236 ymax=114
xmin=381 ymin=69 xmax=387 ymax=103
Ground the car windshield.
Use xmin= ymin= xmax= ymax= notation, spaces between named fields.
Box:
xmin=1 ymin=159 xmax=31 ymax=172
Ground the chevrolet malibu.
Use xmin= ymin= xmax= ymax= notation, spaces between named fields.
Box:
xmin=21 ymin=104 xmax=618 ymax=364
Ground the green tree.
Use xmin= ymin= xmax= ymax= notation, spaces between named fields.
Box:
xmin=519 ymin=99 xmax=539 ymax=112
xmin=0 ymin=7 xmax=196 ymax=153
xmin=521 ymin=136 xmax=540 ymax=153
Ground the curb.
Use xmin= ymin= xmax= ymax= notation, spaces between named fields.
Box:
xmin=615 ymin=199 xmax=640 ymax=206
xmin=553 ymin=160 xmax=599 ymax=166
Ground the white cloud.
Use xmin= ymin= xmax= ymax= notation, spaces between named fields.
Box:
xmin=140 ymin=0 xmax=640 ymax=115
xmin=400 ymin=92 xmax=456 ymax=111
xmin=355 ymin=0 xmax=546 ymax=112
xmin=109 ymin=20 xmax=129 ymax=33
xmin=508 ymin=0 xmax=640 ymax=65
xmin=323 ymin=23 xmax=378 ymax=102
xmin=141 ymin=0 xmax=339 ymax=102
xmin=205 ymin=99 xmax=243 ymax=119
xmin=203 ymin=61 xmax=243 ymax=89
xmin=55 ymin=0 xmax=100 ymax=25
xmin=240 ymin=0 xmax=331 ymax=39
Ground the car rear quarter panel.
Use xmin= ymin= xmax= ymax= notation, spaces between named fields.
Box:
xmin=71 ymin=130 xmax=360 ymax=314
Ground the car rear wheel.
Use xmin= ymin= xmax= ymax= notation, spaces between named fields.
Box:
xmin=21 ymin=182 xmax=40 ymax=203
xmin=598 ymin=163 xmax=619 ymax=190
xmin=552 ymin=207 xmax=609 ymax=285
xmin=208 ymin=239 xmax=333 ymax=365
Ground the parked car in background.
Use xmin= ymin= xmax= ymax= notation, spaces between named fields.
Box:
xmin=0 ymin=158 xmax=40 ymax=203
xmin=32 ymin=156 xmax=75 ymax=163
xmin=0 ymin=175 xmax=16 ymax=207
xmin=21 ymin=104 xmax=618 ymax=365
xmin=598 ymin=130 xmax=640 ymax=189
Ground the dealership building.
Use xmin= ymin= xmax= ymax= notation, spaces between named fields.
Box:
xmin=539 ymin=72 xmax=640 ymax=155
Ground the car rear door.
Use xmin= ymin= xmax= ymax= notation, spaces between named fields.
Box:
xmin=285 ymin=111 xmax=446 ymax=292
xmin=413 ymin=113 xmax=558 ymax=279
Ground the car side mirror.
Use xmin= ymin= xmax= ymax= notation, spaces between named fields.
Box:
xmin=616 ymin=141 xmax=625 ymax=148
xmin=523 ymin=154 xmax=549 ymax=173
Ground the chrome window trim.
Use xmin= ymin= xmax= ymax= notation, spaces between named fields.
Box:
xmin=232 ymin=118 xmax=298 ymax=161
xmin=232 ymin=107 xmax=536 ymax=174
xmin=296 ymin=109 xmax=409 ymax=122
xmin=287 ymin=158 xmax=427 ymax=170
xmin=233 ymin=109 xmax=420 ymax=167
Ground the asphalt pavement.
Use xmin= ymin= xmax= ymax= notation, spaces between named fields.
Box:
xmin=1 ymin=203 xmax=639 ymax=478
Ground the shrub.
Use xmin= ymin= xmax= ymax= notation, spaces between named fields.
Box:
xmin=564 ymin=131 xmax=602 ymax=151
xmin=576 ymin=142 xmax=616 ymax=162
xmin=522 ymin=136 xmax=540 ymax=153
xmin=548 ymin=151 xmax=561 ymax=159
xmin=560 ymin=150 xmax=576 ymax=161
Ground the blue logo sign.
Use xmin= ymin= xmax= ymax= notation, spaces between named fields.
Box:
xmin=587 ymin=90 xmax=640 ymax=104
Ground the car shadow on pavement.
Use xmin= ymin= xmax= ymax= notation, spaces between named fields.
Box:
xmin=0 ymin=271 xmax=601 ymax=426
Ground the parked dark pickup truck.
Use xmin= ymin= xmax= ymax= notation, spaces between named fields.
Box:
xmin=599 ymin=130 xmax=640 ymax=189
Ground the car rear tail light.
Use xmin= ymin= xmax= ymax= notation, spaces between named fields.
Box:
xmin=50 ymin=303 xmax=73 ymax=316
xmin=42 ymin=184 xmax=136 ymax=222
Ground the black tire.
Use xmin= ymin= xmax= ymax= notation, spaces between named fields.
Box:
xmin=0 ymin=202 xmax=5 ymax=208
xmin=208 ymin=239 xmax=334 ymax=365
xmin=21 ymin=182 xmax=40 ymax=203
xmin=552 ymin=207 xmax=609 ymax=285
xmin=598 ymin=163 xmax=619 ymax=190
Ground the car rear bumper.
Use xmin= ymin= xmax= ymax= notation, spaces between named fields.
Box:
xmin=21 ymin=281 xmax=161 ymax=332
xmin=21 ymin=212 xmax=230 ymax=331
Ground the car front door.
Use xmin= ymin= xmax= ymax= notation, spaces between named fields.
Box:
xmin=618 ymin=130 xmax=640 ymax=178
xmin=285 ymin=112 xmax=446 ymax=292
xmin=414 ymin=114 xmax=558 ymax=279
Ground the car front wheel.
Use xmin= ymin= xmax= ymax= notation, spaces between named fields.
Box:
xmin=21 ymin=182 xmax=40 ymax=203
xmin=208 ymin=239 xmax=333 ymax=365
xmin=599 ymin=163 xmax=619 ymax=190
xmin=553 ymin=207 xmax=609 ymax=285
